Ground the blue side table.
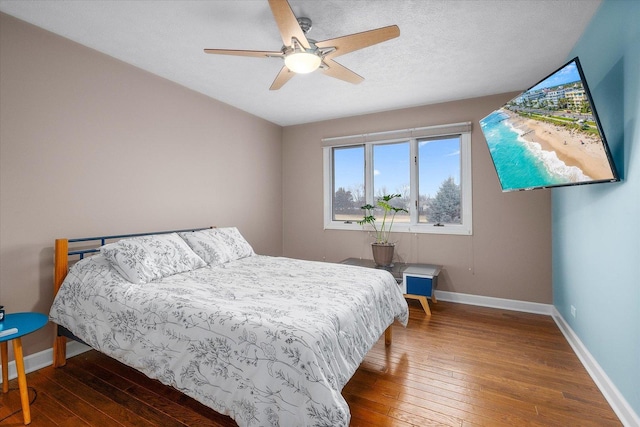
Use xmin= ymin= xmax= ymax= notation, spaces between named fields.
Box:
xmin=0 ymin=312 xmax=48 ymax=425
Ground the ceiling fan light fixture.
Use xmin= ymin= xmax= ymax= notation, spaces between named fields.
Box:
xmin=284 ymin=51 xmax=321 ymax=74
xmin=204 ymin=0 xmax=400 ymax=89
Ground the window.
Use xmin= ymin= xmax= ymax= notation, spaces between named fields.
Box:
xmin=323 ymin=122 xmax=472 ymax=235
xmin=373 ymin=142 xmax=410 ymax=224
xmin=332 ymin=145 xmax=364 ymax=222
xmin=418 ymin=136 xmax=462 ymax=225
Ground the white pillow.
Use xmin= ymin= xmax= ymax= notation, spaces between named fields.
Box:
xmin=100 ymin=232 xmax=206 ymax=284
xmin=179 ymin=227 xmax=254 ymax=266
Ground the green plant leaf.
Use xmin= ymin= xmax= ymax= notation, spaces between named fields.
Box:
xmin=358 ymin=194 xmax=407 ymax=243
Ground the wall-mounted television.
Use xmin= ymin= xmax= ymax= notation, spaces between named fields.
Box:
xmin=479 ymin=57 xmax=619 ymax=192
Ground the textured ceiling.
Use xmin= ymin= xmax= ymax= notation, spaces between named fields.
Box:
xmin=0 ymin=0 xmax=601 ymax=126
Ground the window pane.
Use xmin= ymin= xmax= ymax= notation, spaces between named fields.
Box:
xmin=332 ymin=145 xmax=364 ymax=222
xmin=373 ymin=142 xmax=410 ymax=222
xmin=419 ymin=137 xmax=461 ymax=224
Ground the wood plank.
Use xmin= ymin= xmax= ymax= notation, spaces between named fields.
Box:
xmin=70 ymin=352 xmax=235 ymax=426
xmin=27 ymin=369 xmax=127 ymax=426
xmin=53 ymin=360 xmax=187 ymax=427
xmin=10 ymin=301 xmax=621 ymax=426
xmin=29 ymin=389 xmax=82 ymax=426
xmin=44 ymin=364 xmax=157 ymax=427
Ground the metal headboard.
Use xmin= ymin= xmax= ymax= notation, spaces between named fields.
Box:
xmin=65 ymin=226 xmax=213 ymax=260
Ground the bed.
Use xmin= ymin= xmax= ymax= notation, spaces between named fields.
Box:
xmin=49 ymin=227 xmax=409 ymax=427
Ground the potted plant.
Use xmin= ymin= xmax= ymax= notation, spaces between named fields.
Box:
xmin=358 ymin=194 xmax=408 ymax=266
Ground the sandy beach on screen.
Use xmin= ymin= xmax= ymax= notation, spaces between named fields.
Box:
xmin=502 ymin=109 xmax=614 ymax=180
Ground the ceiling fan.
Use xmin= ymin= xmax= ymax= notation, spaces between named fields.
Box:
xmin=204 ymin=0 xmax=400 ymax=90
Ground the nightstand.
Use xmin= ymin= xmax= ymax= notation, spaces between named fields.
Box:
xmin=340 ymin=258 xmax=442 ymax=316
xmin=0 ymin=312 xmax=48 ymax=425
xmin=402 ymin=264 xmax=441 ymax=315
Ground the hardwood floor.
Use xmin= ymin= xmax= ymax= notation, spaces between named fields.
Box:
xmin=1 ymin=301 xmax=621 ymax=426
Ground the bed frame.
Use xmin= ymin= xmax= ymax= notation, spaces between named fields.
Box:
xmin=52 ymin=226 xmax=213 ymax=367
xmin=52 ymin=226 xmax=393 ymax=368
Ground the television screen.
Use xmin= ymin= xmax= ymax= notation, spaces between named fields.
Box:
xmin=479 ymin=57 xmax=619 ymax=192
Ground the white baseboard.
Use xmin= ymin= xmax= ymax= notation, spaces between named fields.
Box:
xmin=434 ymin=290 xmax=554 ymax=315
xmin=551 ymin=308 xmax=640 ymax=427
xmin=0 ymin=340 xmax=90 ymax=383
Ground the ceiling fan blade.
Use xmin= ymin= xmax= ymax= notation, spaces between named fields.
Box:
xmin=316 ymin=25 xmax=400 ymax=59
xmin=268 ymin=0 xmax=310 ymax=49
xmin=321 ymin=59 xmax=364 ymax=85
xmin=204 ymin=48 xmax=283 ymax=58
xmin=270 ymin=66 xmax=295 ymax=90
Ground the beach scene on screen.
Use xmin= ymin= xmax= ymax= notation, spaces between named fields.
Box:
xmin=480 ymin=60 xmax=616 ymax=191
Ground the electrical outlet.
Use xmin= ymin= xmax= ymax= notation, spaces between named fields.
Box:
xmin=570 ymin=305 xmax=576 ymax=318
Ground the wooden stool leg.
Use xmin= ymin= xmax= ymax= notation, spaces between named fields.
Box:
xmin=1 ymin=341 xmax=8 ymax=393
xmin=12 ymin=338 xmax=31 ymax=425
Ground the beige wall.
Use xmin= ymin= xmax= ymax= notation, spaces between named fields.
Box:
xmin=282 ymin=95 xmax=552 ymax=304
xmin=0 ymin=14 xmax=283 ymax=357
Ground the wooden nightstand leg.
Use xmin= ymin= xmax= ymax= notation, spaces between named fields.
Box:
xmin=12 ymin=338 xmax=31 ymax=425
xmin=416 ymin=296 xmax=432 ymax=316
xmin=384 ymin=325 xmax=392 ymax=346
xmin=405 ymin=294 xmax=432 ymax=316
xmin=431 ymin=292 xmax=437 ymax=303
xmin=1 ymin=341 xmax=8 ymax=393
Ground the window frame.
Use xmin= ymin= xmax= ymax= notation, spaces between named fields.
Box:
xmin=323 ymin=123 xmax=473 ymax=236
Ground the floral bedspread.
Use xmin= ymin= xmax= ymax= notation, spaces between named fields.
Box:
xmin=50 ymin=255 xmax=408 ymax=426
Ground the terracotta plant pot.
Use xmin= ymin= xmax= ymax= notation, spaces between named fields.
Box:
xmin=371 ymin=243 xmax=395 ymax=267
